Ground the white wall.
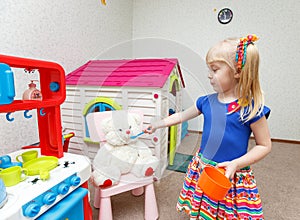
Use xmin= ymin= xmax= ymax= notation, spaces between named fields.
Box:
xmin=0 ymin=0 xmax=133 ymax=73
xmin=132 ymin=0 xmax=300 ymax=141
xmin=0 ymin=0 xmax=133 ymax=150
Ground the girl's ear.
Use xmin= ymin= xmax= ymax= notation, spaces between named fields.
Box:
xmin=234 ymin=71 xmax=241 ymax=79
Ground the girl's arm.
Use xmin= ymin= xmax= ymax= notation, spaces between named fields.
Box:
xmin=145 ymin=105 xmax=201 ymax=133
xmin=218 ymin=116 xmax=272 ymax=178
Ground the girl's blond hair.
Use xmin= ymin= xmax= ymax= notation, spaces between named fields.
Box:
xmin=206 ymin=37 xmax=264 ymax=122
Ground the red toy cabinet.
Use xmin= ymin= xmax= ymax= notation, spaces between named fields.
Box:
xmin=0 ymin=54 xmax=66 ymax=158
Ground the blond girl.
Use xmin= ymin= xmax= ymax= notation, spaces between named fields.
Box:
xmin=145 ymin=35 xmax=271 ymax=219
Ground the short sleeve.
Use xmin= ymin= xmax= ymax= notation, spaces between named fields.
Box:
xmin=247 ymin=105 xmax=271 ymax=125
xmin=196 ymin=96 xmax=208 ymax=113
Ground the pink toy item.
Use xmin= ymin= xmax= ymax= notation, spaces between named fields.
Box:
xmin=22 ymin=80 xmax=42 ymax=100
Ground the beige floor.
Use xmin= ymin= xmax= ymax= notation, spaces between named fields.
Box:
xmin=90 ymin=133 xmax=300 ymax=220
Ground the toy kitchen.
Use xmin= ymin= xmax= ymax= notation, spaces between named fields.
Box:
xmin=0 ymin=54 xmax=92 ymax=220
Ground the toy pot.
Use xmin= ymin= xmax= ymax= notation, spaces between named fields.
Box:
xmin=198 ymin=166 xmax=231 ymax=201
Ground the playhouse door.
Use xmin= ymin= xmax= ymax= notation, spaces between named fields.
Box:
xmin=168 ymin=74 xmax=180 ymax=165
xmin=169 ymin=124 xmax=177 ymax=165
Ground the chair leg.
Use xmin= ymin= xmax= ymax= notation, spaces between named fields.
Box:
xmin=94 ymin=187 xmax=100 ymax=208
xmin=99 ymin=196 xmax=113 ymax=220
xmin=144 ymin=183 xmax=159 ymax=220
xmin=131 ymin=186 xmax=144 ymax=196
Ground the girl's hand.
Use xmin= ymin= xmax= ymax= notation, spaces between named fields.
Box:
xmin=217 ymin=161 xmax=239 ymax=179
xmin=143 ymin=125 xmax=156 ymax=134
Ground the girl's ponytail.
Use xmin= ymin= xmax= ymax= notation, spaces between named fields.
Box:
xmin=236 ymin=35 xmax=264 ymax=122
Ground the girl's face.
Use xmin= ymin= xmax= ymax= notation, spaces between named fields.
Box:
xmin=207 ymin=61 xmax=239 ymax=95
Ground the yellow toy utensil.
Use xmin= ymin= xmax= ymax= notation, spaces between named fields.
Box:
xmin=63 ymin=133 xmax=74 ymax=139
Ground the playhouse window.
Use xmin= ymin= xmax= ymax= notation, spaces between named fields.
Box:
xmin=88 ymin=103 xmax=114 ymax=113
xmin=84 ymin=103 xmax=114 ymax=141
xmin=83 ymin=97 xmax=122 ymax=143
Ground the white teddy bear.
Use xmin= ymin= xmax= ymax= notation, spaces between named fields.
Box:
xmin=91 ymin=111 xmax=159 ymax=188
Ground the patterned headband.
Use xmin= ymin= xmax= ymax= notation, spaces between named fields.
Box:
xmin=235 ymin=34 xmax=259 ymax=72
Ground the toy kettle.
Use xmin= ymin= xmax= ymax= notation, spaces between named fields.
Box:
xmin=22 ymin=80 xmax=42 ymax=100
xmin=0 ymin=63 xmax=15 ymax=105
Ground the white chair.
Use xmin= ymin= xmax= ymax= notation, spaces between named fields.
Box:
xmin=86 ymin=111 xmax=159 ymax=220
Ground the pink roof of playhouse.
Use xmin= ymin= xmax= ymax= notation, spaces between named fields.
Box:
xmin=66 ymin=58 xmax=185 ymax=88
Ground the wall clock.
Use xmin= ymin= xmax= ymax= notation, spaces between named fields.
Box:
xmin=218 ymin=8 xmax=233 ymax=24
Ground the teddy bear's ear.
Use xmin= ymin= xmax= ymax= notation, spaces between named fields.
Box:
xmin=130 ymin=113 xmax=142 ymax=125
xmin=101 ymin=117 xmax=113 ymax=134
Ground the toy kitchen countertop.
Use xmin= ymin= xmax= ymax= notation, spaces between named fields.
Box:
xmin=0 ymin=149 xmax=91 ymax=220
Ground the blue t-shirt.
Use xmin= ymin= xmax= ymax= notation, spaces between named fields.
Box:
xmin=196 ymin=93 xmax=270 ymax=163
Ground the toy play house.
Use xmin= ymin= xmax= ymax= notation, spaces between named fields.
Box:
xmin=61 ymin=58 xmax=185 ymax=177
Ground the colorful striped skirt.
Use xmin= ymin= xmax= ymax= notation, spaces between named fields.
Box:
xmin=176 ymin=153 xmax=264 ymax=220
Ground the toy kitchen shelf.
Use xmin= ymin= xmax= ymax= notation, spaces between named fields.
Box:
xmin=0 ymin=54 xmax=93 ymax=220
xmin=0 ymin=54 xmax=66 ymax=158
